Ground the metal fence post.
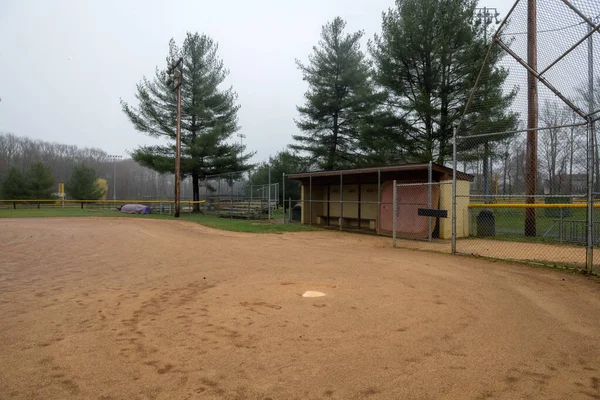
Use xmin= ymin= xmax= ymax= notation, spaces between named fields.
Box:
xmin=247 ymin=195 xmax=251 ymax=219
xmin=377 ymin=169 xmax=381 ymax=235
xmin=217 ymin=178 xmax=221 ymax=217
xmin=205 ymin=176 xmax=208 ymax=213
xmin=288 ymin=197 xmax=292 ymax=222
xmin=559 ymin=207 xmax=564 ymax=243
xmin=282 ymin=173 xmax=286 ymax=224
xmin=340 ymin=172 xmax=343 ymax=231
xmin=452 ymin=128 xmax=458 ymax=255
xmin=393 ymin=180 xmax=397 ymax=248
xmin=230 ymin=172 xmax=233 ymax=219
xmin=309 ymin=175 xmax=312 ymax=226
xmin=267 ymin=164 xmax=271 ymax=222
xmin=428 ymin=161 xmax=433 ymax=242
xmin=587 ymin=120 xmax=595 ymax=272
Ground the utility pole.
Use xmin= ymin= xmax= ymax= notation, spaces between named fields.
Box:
xmin=525 ymin=0 xmax=538 ymax=236
xmin=108 ymin=155 xmax=122 ymax=202
xmin=475 ymin=7 xmax=500 ymax=204
xmin=166 ymin=57 xmax=183 ymax=218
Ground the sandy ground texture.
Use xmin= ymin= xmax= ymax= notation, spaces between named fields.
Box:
xmin=1 ymin=218 xmax=600 ymax=400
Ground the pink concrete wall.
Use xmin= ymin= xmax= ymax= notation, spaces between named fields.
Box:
xmin=379 ymin=181 xmax=440 ymax=238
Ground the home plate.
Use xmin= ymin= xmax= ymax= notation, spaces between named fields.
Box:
xmin=302 ymin=291 xmax=326 ymax=298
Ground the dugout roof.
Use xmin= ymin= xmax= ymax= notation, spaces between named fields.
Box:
xmin=288 ymin=163 xmax=473 ymax=185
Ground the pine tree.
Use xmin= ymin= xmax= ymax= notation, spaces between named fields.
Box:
xmin=1 ymin=166 xmax=28 ymax=208
xmin=370 ymin=0 xmax=517 ymax=165
xmin=121 ymin=32 xmax=253 ymax=212
xmin=65 ymin=165 xmax=104 ymax=202
xmin=291 ymin=17 xmax=379 ymax=171
xmin=26 ymin=162 xmax=54 ymax=200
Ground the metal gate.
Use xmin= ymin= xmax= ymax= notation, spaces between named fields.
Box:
xmin=392 ymin=180 xmax=451 ymax=246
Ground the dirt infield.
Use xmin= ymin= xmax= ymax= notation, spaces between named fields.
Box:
xmin=1 ymin=218 xmax=600 ymax=399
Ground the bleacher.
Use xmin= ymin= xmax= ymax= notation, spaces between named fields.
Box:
xmin=210 ymin=200 xmax=278 ymax=219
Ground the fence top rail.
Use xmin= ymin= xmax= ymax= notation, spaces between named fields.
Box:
xmin=458 ymin=194 xmax=587 ymax=198
xmin=394 ymin=181 xmax=453 ymax=187
xmin=205 ymin=170 xmax=252 ymax=179
xmin=457 ymin=121 xmax=588 ymax=141
xmin=0 ymin=199 xmax=207 ymax=204
xmin=469 ymin=203 xmax=599 ymax=209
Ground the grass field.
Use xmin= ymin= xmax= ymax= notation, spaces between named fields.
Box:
xmin=487 ymin=207 xmax=588 ymax=233
xmin=1 ymin=217 xmax=600 ymax=399
xmin=0 ymin=208 xmax=317 ymax=234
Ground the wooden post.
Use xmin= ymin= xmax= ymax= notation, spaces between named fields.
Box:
xmin=174 ymin=77 xmax=182 ymax=218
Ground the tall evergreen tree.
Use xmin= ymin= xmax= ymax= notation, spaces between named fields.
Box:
xmin=121 ymin=32 xmax=253 ymax=212
xmin=370 ymin=0 xmax=517 ymax=165
xmin=26 ymin=162 xmax=54 ymax=200
xmin=291 ymin=17 xmax=379 ymax=171
xmin=1 ymin=166 xmax=28 ymax=208
xmin=65 ymin=165 xmax=104 ymax=201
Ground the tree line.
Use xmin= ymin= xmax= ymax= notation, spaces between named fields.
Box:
xmin=1 ymin=160 xmax=106 ymax=206
xmin=3 ymin=0 xmax=594 ymax=205
xmin=117 ymin=0 xmax=517 ymax=211
xmin=0 ymin=133 xmax=200 ymax=201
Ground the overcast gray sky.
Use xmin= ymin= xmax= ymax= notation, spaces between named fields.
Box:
xmin=0 ymin=0 xmax=510 ymax=162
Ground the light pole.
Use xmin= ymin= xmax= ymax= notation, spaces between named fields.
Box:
xmin=237 ymin=133 xmax=246 ymax=163
xmin=475 ymin=7 xmax=501 ymax=203
xmin=166 ymin=57 xmax=183 ymax=218
xmin=108 ymin=155 xmax=122 ymax=202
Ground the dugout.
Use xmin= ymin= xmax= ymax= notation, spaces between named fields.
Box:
xmin=287 ymin=163 xmax=472 ymax=240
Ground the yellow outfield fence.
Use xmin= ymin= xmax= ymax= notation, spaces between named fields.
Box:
xmin=0 ymin=199 xmax=207 ymax=213
xmin=0 ymin=198 xmax=275 ymax=220
xmin=0 ymin=199 xmax=206 ymax=204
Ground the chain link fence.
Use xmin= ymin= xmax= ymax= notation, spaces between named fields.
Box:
xmin=451 ymin=0 xmax=600 ymax=272
xmin=0 ymin=167 xmax=281 ymax=220
xmin=202 ymin=171 xmax=278 ymax=219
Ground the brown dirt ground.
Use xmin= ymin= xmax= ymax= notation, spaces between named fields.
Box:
xmin=1 ymin=218 xmax=600 ymax=400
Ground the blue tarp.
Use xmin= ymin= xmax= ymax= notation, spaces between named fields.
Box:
xmin=120 ymin=204 xmax=152 ymax=214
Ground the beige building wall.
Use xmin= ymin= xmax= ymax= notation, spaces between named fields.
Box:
xmin=343 ymin=185 xmax=359 ymax=218
xmin=329 ymin=185 xmax=341 ymax=218
xmin=300 ymin=185 xmax=325 ymax=225
xmin=302 ymin=183 xmax=379 ymax=229
xmin=438 ymin=180 xmax=470 ymax=239
xmin=361 ymin=184 xmax=378 ymax=220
